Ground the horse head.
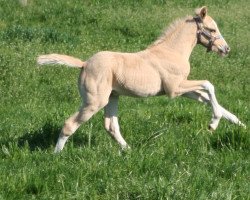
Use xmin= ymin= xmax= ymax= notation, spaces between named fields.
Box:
xmin=194 ymin=6 xmax=230 ymax=56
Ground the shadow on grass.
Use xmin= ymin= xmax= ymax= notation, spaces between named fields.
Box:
xmin=17 ymin=122 xmax=96 ymax=151
xmin=17 ymin=123 xmax=60 ymax=151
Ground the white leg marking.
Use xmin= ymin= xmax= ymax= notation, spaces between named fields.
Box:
xmin=202 ymin=81 xmax=222 ymax=130
xmin=104 ymin=96 xmax=130 ymax=149
xmin=219 ymin=106 xmax=246 ymax=128
xmin=195 ymin=90 xmax=246 ymax=127
xmin=105 ymin=117 xmax=129 ymax=149
xmin=183 ymin=91 xmax=246 ymax=129
xmin=53 ymin=112 xmax=81 ymax=153
xmin=54 ymin=135 xmax=69 ymax=153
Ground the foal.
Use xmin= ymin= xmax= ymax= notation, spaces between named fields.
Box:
xmin=38 ymin=6 xmax=245 ymax=153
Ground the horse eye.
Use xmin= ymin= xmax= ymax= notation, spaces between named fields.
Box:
xmin=208 ymin=28 xmax=216 ymax=33
xmin=204 ymin=27 xmax=216 ymax=33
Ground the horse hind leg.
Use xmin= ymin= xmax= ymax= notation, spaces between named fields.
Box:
xmin=54 ymin=94 xmax=110 ymax=153
xmin=54 ymin=111 xmax=81 ymax=153
xmin=54 ymin=67 xmax=116 ymax=152
xmin=104 ymin=95 xmax=130 ymax=150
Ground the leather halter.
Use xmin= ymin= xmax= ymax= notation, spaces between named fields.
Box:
xmin=194 ymin=17 xmax=223 ymax=52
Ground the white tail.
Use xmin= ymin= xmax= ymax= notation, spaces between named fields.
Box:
xmin=37 ymin=54 xmax=86 ymax=68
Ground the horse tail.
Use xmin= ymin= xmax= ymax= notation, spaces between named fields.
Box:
xmin=37 ymin=54 xmax=87 ymax=68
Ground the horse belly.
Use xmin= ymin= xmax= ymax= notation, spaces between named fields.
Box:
xmin=113 ymin=67 xmax=163 ymax=97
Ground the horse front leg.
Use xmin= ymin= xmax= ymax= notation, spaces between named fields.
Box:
xmin=176 ymin=80 xmax=223 ymax=130
xmin=182 ymin=90 xmax=246 ymax=128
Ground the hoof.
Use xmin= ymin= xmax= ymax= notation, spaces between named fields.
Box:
xmin=238 ymin=121 xmax=246 ymax=129
xmin=208 ymin=124 xmax=216 ymax=131
xmin=119 ymin=146 xmax=131 ymax=156
xmin=121 ymin=145 xmax=131 ymax=151
xmin=54 ymin=149 xmax=61 ymax=154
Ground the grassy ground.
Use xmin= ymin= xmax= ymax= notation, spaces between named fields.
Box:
xmin=0 ymin=0 xmax=249 ymax=199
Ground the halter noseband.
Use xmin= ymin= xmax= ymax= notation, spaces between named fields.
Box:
xmin=194 ymin=17 xmax=223 ymax=52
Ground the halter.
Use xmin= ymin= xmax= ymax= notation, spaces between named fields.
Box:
xmin=194 ymin=17 xmax=223 ymax=52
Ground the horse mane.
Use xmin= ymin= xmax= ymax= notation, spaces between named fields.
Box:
xmin=149 ymin=15 xmax=192 ymax=48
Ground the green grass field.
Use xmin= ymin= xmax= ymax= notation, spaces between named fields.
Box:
xmin=0 ymin=0 xmax=249 ymax=199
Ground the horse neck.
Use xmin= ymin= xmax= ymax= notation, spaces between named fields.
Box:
xmin=148 ymin=17 xmax=197 ymax=61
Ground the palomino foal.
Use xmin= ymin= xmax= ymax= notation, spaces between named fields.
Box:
xmin=38 ymin=7 xmax=245 ymax=153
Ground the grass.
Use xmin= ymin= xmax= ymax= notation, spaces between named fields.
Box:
xmin=0 ymin=0 xmax=249 ymax=199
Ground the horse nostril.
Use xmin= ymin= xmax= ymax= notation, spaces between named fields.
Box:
xmin=226 ymin=46 xmax=230 ymax=53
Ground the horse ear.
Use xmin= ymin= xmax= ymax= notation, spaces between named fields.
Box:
xmin=195 ymin=6 xmax=208 ymax=20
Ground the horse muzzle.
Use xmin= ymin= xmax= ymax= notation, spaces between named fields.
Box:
xmin=217 ymin=44 xmax=230 ymax=56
